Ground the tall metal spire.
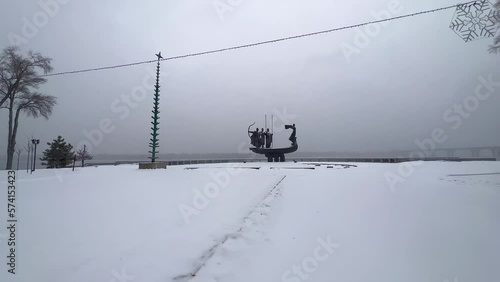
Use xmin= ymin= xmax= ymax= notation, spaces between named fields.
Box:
xmin=149 ymin=52 xmax=163 ymax=162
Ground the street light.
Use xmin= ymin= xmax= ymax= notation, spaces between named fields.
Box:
xmin=31 ymin=139 xmax=40 ymax=173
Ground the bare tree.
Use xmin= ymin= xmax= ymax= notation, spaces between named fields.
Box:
xmin=489 ymin=0 xmax=500 ymax=53
xmin=15 ymin=147 xmax=22 ymax=171
xmin=76 ymin=145 xmax=93 ymax=167
xmin=24 ymin=141 xmax=33 ymax=174
xmin=1 ymin=46 xmax=56 ymax=169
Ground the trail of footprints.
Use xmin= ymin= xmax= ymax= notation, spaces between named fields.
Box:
xmin=173 ymin=175 xmax=287 ymax=282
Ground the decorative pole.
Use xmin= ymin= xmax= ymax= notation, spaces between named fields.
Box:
xmin=149 ymin=52 xmax=163 ymax=163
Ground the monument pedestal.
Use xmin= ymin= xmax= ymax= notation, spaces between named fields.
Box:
xmin=139 ymin=162 xmax=167 ymax=169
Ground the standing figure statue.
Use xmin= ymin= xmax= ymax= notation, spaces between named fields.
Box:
xmin=258 ymin=128 xmax=265 ymax=148
xmin=265 ymin=128 xmax=273 ymax=148
xmin=248 ymin=126 xmax=259 ymax=147
xmin=285 ymin=124 xmax=297 ymax=146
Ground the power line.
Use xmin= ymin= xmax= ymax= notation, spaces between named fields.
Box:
xmin=42 ymin=0 xmax=480 ymax=77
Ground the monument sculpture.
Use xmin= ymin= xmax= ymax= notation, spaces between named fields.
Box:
xmin=248 ymin=122 xmax=298 ymax=162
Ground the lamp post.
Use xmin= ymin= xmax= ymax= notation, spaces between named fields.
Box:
xmin=31 ymin=139 xmax=40 ymax=173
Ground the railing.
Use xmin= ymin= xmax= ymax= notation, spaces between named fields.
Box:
xmin=85 ymin=156 xmax=497 ymax=167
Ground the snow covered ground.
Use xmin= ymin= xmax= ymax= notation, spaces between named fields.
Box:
xmin=1 ymin=161 xmax=499 ymax=282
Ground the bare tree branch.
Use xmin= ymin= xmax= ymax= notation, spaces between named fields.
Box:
xmin=0 ymin=46 xmax=52 ymax=109
xmin=16 ymin=91 xmax=57 ymax=119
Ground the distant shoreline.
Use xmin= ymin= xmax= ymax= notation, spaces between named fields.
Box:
xmin=0 ymin=150 xmax=497 ymax=170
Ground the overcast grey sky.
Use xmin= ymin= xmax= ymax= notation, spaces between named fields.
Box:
xmin=1 ymin=0 xmax=499 ymax=156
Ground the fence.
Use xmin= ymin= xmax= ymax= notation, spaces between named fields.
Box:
xmin=85 ymin=156 xmax=497 ymax=167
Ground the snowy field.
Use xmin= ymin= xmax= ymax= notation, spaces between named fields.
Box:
xmin=1 ymin=161 xmax=500 ymax=282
